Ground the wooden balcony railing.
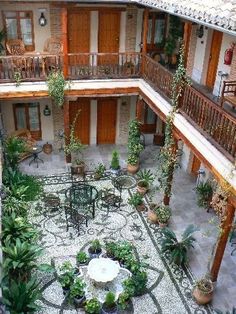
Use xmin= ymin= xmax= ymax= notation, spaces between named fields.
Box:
xmin=0 ymin=52 xmax=141 ymax=82
xmin=0 ymin=52 xmax=235 ymax=161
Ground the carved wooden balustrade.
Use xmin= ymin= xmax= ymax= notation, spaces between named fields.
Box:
xmin=0 ymin=52 xmax=235 ymax=161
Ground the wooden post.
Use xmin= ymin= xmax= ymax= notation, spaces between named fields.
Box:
xmin=183 ymin=22 xmax=192 ymax=68
xmin=141 ymin=8 xmax=149 ymax=75
xmin=61 ymin=7 xmax=68 ymax=78
xmin=63 ymin=99 xmax=71 ymax=163
xmin=136 ymin=97 xmax=143 ymax=122
xmin=210 ymin=198 xmax=235 ymax=282
xmin=163 ymin=138 xmax=178 ymax=206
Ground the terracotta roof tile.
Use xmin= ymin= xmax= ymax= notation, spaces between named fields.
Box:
xmin=134 ymin=0 xmax=236 ymax=31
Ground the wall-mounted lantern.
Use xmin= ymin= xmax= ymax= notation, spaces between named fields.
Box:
xmin=39 ymin=9 xmax=47 ymax=27
xmin=43 ymin=105 xmax=51 ymax=116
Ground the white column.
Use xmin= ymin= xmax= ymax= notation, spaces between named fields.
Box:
xmin=135 ymin=9 xmax=144 ymax=52
xmin=116 ymin=98 xmax=121 ymax=143
xmin=90 ymin=11 xmax=98 ymax=53
xmin=119 ymin=11 xmax=126 ymax=52
xmin=90 ymin=99 xmax=97 ymax=145
xmin=130 ymin=95 xmax=137 ymax=120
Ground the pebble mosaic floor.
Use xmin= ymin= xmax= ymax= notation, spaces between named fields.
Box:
xmin=30 ymin=173 xmax=214 ymax=314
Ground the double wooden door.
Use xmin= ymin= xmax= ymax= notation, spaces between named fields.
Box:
xmin=69 ymin=99 xmax=90 ymax=144
xmin=98 ymin=11 xmax=120 ymax=64
xmin=97 ymin=98 xmax=117 ymax=144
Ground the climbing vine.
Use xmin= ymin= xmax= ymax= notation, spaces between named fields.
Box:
xmin=158 ymin=43 xmax=191 ymax=197
xmin=47 ymin=70 xmax=67 ymax=107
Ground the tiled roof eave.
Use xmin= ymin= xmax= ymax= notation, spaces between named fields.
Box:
xmin=132 ymin=0 xmax=236 ymax=34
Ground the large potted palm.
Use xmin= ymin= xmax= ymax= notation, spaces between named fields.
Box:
xmin=161 ymin=224 xmax=198 ymax=265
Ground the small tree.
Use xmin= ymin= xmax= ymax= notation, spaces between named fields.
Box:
xmin=110 ymin=150 xmax=120 ymax=170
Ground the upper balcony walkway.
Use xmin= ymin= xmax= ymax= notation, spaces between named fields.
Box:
xmin=0 ymin=52 xmax=235 ymax=164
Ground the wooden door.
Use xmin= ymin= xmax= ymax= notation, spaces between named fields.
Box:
xmin=98 ymin=11 xmax=120 ymax=64
xmin=191 ymin=154 xmax=201 ymax=176
xmin=13 ymin=103 xmax=41 ymax=140
xmin=206 ymin=30 xmax=223 ymax=89
xmin=97 ymin=98 xmax=117 ymax=144
xmin=68 ymin=11 xmax=90 ymax=65
xmin=69 ymin=99 xmax=90 ymax=144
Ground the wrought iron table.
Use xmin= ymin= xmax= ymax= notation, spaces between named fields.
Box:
xmin=29 ymin=146 xmax=44 ymax=168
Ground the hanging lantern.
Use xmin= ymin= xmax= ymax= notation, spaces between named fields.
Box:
xmin=224 ymin=42 xmax=235 ymax=65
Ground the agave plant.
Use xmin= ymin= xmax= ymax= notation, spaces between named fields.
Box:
xmin=2 ymin=278 xmax=41 ymax=314
xmin=3 ymin=238 xmax=43 ymax=280
xmin=161 ymin=224 xmax=198 ymax=265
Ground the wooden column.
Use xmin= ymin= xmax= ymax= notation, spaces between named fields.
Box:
xmin=61 ymin=7 xmax=68 ymax=78
xmin=141 ymin=8 xmax=149 ymax=75
xmin=63 ymin=99 xmax=71 ymax=163
xmin=136 ymin=97 xmax=143 ymax=122
xmin=210 ymin=198 xmax=236 ymax=282
xmin=183 ymin=22 xmax=192 ymax=68
xmin=163 ymin=138 xmax=178 ymax=206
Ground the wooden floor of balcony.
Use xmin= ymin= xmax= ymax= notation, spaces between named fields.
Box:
xmin=0 ymin=52 xmax=235 ymax=162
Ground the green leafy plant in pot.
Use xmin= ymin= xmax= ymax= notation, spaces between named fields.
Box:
xmin=69 ymin=278 xmax=86 ymax=307
xmin=110 ymin=150 xmax=120 ymax=174
xmin=58 ymin=261 xmax=75 ymax=294
xmin=117 ymin=291 xmax=131 ymax=311
xmin=192 ymin=277 xmax=214 ymax=305
xmin=85 ymin=298 xmax=101 ymax=314
xmin=195 ymin=181 xmax=213 ymax=211
xmin=64 ymin=110 xmax=86 ymax=174
xmin=102 ymin=291 xmax=118 ymax=314
xmin=128 ymin=192 xmax=145 ymax=211
xmin=76 ymin=251 xmax=89 ymax=266
xmin=137 ymin=169 xmax=154 ymax=194
xmin=155 ymin=204 xmax=172 ymax=227
xmin=88 ymin=239 xmax=102 ymax=258
xmin=161 ymin=224 xmax=198 ymax=265
xmin=94 ymin=163 xmax=106 ymax=180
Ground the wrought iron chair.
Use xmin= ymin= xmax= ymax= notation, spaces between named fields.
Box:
xmin=99 ymin=187 xmax=122 ymax=213
xmin=43 ymin=37 xmax=63 ymax=72
xmin=64 ymin=203 xmax=88 ymax=235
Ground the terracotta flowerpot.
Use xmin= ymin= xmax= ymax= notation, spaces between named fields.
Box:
xmin=192 ymin=287 xmax=213 ymax=305
xmin=158 ymin=221 xmax=168 ymax=228
xmin=43 ymin=142 xmax=53 ymax=154
xmin=137 ymin=182 xmax=148 ymax=195
xmin=136 ymin=203 xmax=146 ymax=212
xmin=127 ymin=163 xmax=139 ymax=174
xmin=147 ymin=209 xmax=158 ymax=223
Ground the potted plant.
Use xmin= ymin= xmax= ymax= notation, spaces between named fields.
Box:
xmin=69 ymin=278 xmax=86 ymax=307
xmin=110 ymin=150 xmax=120 ymax=175
xmin=136 ymin=169 xmax=154 ymax=194
xmin=155 ymin=205 xmax=172 ymax=227
xmin=64 ymin=110 xmax=86 ymax=174
xmin=127 ymin=119 xmax=144 ymax=174
xmin=192 ymin=277 xmax=214 ymax=305
xmin=161 ymin=224 xmax=198 ymax=265
xmin=88 ymin=239 xmax=102 ymax=258
xmin=102 ymin=291 xmax=118 ymax=314
xmin=94 ymin=163 xmax=106 ymax=180
xmin=105 ymin=241 xmax=118 ymax=259
xmin=58 ymin=261 xmax=75 ymax=294
xmin=117 ymin=291 xmax=131 ymax=311
xmin=147 ymin=203 xmax=159 ymax=223
xmin=76 ymin=251 xmax=89 ymax=266
xmin=85 ymin=298 xmax=101 ymax=314
xmin=123 ymin=270 xmax=148 ymax=296
xmin=128 ymin=192 xmax=145 ymax=211
xmin=195 ymin=181 xmax=213 ymax=211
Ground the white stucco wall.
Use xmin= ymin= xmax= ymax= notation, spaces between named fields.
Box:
xmin=180 ymin=143 xmax=191 ymax=172
xmin=0 ymin=99 xmax=54 ymax=141
xmin=135 ymin=9 xmax=143 ymax=52
xmin=0 ymin=3 xmax=51 ymax=53
xmin=192 ymin=27 xmax=210 ymax=83
xmin=212 ymin=33 xmax=234 ymax=96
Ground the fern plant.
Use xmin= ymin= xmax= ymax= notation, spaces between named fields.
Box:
xmin=161 ymin=224 xmax=198 ymax=265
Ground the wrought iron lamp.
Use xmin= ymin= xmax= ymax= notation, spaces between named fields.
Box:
xmin=39 ymin=10 xmax=47 ymax=27
xmin=196 ymin=25 xmax=204 ymax=38
xmin=43 ymin=105 xmax=51 ymax=116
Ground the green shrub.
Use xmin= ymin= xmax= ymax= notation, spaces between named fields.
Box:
xmin=195 ymin=181 xmax=213 ymax=208
xmin=155 ymin=205 xmax=172 ymax=223
xmin=2 ymin=278 xmax=41 ymax=314
xmin=103 ymin=291 xmax=116 ymax=310
xmin=85 ymin=298 xmax=101 ymax=314
xmin=69 ymin=278 xmax=86 ymax=300
xmin=3 ymin=136 xmax=27 ymax=170
xmin=110 ymin=150 xmax=120 ymax=170
xmin=128 ymin=192 xmax=143 ymax=207
xmin=76 ymin=251 xmax=88 ymax=264
xmin=161 ymin=224 xmax=198 ymax=265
